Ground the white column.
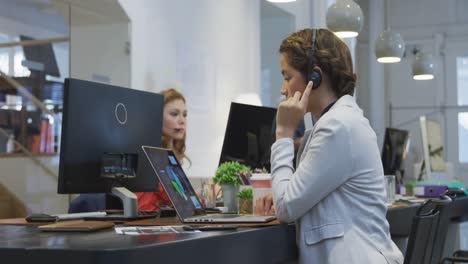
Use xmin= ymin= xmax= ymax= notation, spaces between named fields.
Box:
xmin=368 ymin=0 xmax=386 ymax=148
xmin=309 ymin=0 xmax=330 ymax=29
xmin=119 ymin=0 xmax=261 ymax=179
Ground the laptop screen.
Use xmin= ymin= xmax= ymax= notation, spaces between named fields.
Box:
xmin=142 ymin=146 xmax=204 ymax=219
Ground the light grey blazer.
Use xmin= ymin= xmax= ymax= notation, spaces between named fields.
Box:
xmin=270 ymin=95 xmax=404 ymax=264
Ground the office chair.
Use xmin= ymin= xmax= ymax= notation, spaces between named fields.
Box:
xmin=404 ymin=195 xmax=452 ymax=264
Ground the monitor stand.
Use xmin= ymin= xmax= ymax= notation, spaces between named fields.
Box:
xmin=84 ymin=187 xmax=156 ymax=221
xmin=112 ymin=187 xmax=138 ymax=217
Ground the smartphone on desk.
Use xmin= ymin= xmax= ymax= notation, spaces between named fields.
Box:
xmin=25 ymin=213 xmax=58 ymax=222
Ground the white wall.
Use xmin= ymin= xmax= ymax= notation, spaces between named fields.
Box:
xmin=70 ymin=5 xmax=130 ymax=87
xmin=119 ymin=0 xmax=261 ymax=179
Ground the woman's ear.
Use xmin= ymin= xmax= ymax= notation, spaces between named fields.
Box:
xmin=313 ymin=66 xmax=323 ymax=76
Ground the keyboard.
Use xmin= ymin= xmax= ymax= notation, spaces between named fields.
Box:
xmin=199 ymin=214 xmax=241 ymax=219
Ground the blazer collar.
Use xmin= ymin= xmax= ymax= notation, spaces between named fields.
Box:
xmin=331 ymin=94 xmax=355 ymax=109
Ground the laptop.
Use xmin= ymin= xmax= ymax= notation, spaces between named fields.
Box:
xmin=142 ymin=146 xmax=276 ymax=223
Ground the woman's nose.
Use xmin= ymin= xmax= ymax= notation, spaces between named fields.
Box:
xmin=280 ymin=84 xmax=287 ymax=96
xmin=179 ymin=116 xmax=186 ymax=124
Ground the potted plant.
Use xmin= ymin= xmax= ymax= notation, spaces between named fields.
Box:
xmin=237 ymin=188 xmax=253 ymax=214
xmin=213 ymin=161 xmax=250 ymax=213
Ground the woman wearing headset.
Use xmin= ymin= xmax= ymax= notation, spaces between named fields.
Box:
xmin=257 ymin=28 xmax=403 ymax=263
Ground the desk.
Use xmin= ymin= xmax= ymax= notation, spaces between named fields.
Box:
xmin=2 ymin=197 xmax=468 ymax=264
xmin=0 ymin=223 xmax=297 ymax=264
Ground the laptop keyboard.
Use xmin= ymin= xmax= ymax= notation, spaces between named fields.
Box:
xmin=199 ymin=214 xmax=241 ymax=219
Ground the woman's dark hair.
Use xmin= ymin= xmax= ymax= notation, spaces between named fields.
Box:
xmin=279 ymin=28 xmax=356 ymax=98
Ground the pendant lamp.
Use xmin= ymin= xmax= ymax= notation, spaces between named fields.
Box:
xmin=375 ymin=29 xmax=405 ymax=63
xmin=326 ymin=0 xmax=364 ymax=38
xmin=375 ymin=0 xmax=405 ymax=63
xmin=413 ymin=52 xmax=435 ymax=80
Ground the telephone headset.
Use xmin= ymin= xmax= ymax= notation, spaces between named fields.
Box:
xmin=309 ymin=29 xmax=322 ymax=89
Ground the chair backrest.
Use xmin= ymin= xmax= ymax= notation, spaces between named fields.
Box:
xmin=404 ymin=195 xmax=452 ymax=264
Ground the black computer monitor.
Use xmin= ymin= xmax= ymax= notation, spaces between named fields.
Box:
xmin=20 ymin=35 xmax=60 ymax=78
xmin=219 ymin=102 xmax=277 ymax=172
xmin=58 ymin=78 xmax=163 ymax=218
xmin=381 ymin=127 xmax=410 ymax=182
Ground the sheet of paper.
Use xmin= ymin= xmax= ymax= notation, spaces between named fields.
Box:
xmin=115 ymin=226 xmax=200 ymax=235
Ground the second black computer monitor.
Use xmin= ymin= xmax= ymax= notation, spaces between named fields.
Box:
xmin=219 ymin=102 xmax=277 ymax=172
xmin=381 ymin=127 xmax=410 ymax=181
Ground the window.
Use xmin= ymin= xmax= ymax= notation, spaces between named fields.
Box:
xmin=0 ymin=50 xmax=9 ymax=74
xmin=13 ymin=47 xmax=30 ymax=77
xmin=0 ymin=33 xmax=10 ymax=74
xmin=457 ymin=57 xmax=468 ymax=105
xmin=459 ymin=112 xmax=468 ymax=163
xmin=0 ymin=34 xmax=32 ymax=77
xmin=457 ymin=57 xmax=468 ymax=163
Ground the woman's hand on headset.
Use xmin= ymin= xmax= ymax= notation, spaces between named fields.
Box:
xmin=276 ymin=81 xmax=313 ymax=140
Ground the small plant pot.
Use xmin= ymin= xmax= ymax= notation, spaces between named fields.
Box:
xmin=221 ymin=184 xmax=239 ymax=213
xmin=238 ymin=198 xmax=253 ymax=214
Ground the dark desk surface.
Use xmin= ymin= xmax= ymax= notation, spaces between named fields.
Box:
xmin=0 ymin=223 xmax=297 ymax=264
xmin=2 ymin=196 xmax=468 ymax=264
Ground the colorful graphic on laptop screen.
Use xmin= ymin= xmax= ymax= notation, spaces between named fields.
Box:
xmin=165 ymin=165 xmax=200 ymax=208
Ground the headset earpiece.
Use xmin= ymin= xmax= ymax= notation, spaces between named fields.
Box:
xmin=309 ymin=70 xmax=321 ymax=89
xmin=309 ymin=29 xmax=322 ymax=90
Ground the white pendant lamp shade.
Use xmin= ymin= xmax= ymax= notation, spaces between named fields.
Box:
xmin=326 ymin=0 xmax=364 ymax=38
xmin=413 ymin=52 xmax=435 ymax=80
xmin=375 ymin=29 xmax=405 ymax=63
xmin=266 ymin=0 xmax=296 ymax=3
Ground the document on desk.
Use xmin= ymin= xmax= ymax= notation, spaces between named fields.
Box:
xmin=115 ymin=226 xmax=201 ymax=235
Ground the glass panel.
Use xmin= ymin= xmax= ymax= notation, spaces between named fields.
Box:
xmin=0 ymin=0 xmax=70 ymax=156
xmin=459 ymin=112 xmax=468 ymax=163
xmin=457 ymin=57 xmax=468 ymax=105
